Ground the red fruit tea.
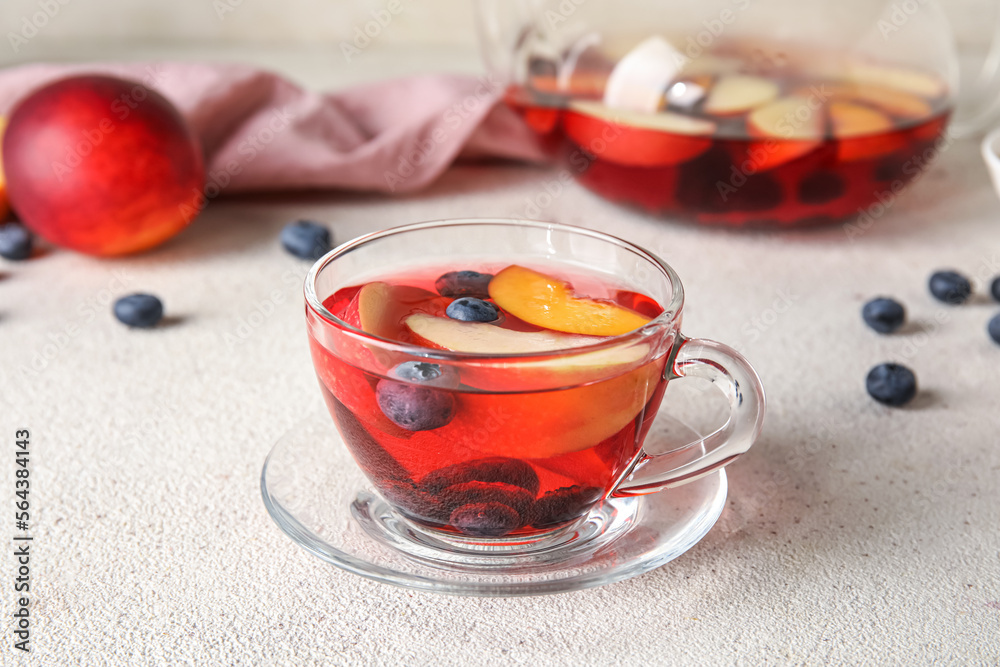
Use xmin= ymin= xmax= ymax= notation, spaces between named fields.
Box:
xmin=306 ymin=263 xmax=669 ymax=538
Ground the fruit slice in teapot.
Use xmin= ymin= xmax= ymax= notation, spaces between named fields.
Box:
xmin=844 ymin=62 xmax=947 ymax=99
xmin=818 ymin=83 xmax=933 ymax=120
xmin=745 ymin=96 xmax=824 ymax=170
xmin=703 ymin=75 xmax=780 ymax=116
xmin=563 ymin=100 xmax=715 ymax=167
xmin=829 ymin=101 xmax=905 ymax=161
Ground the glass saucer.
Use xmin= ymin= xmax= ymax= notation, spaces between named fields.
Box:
xmin=261 ymin=409 xmax=727 ymax=597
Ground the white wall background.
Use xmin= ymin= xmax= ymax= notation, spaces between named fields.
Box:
xmin=0 ymin=0 xmax=994 ymax=48
xmin=0 ymin=0 xmax=995 ymax=75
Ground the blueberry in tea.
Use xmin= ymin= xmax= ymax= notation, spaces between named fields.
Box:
xmin=862 ymin=297 xmax=905 ymax=334
xmin=450 ymin=502 xmax=522 ymax=537
xmin=928 ymin=270 xmax=971 ymax=304
xmin=420 ymin=458 xmax=540 ymax=496
xmin=435 ymin=270 xmax=493 ymax=298
xmin=379 ymin=480 xmax=440 ymax=521
xmin=865 ymin=363 xmax=917 ymax=407
xmin=446 ymin=297 xmax=500 ymax=323
xmin=798 ymin=172 xmax=845 ymax=205
xmin=389 ymin=361 xmax=459 ymax=388
xmin=728 ymin=173 xmax=782 ymax=212
xmin=113 ymin=294 xmax=164 ymax=328
xmin=529 ymin=485 xmax=603 ymax=527
xmin=990 ymin=276 xmax=1000 ymax=303
xmin=438 ymin=480 xmax=534 ymax=522
xmin=331 ymin=397 xmax=410 ymax=481
xmin=375 ymin=380 xmax=455 ymax=431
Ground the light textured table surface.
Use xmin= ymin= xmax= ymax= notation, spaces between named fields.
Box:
xmin=2 ymin=45 xmax=999 ymax=666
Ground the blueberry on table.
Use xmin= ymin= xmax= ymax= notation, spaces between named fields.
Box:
xmin=389 ymin=361 xmax=459 ymax=388
xmin=990 ymin=276 xmax=1000 ymax=303
xmin=375 ymin=379 xmax=455 ymax=431
xmin=928 ymin=270 xmax=971 ymax=305
xmin=450 ymin=502 xmax=522 ymax=537
xmin=446 ymin=297 xmax=500 ymax=323
xmin=865 ymin=363 xmax=917 ymax=407
xmin=435 ymin=270 xmax=493 ymax=298
xmin=113 ymin=294 xmax=164 ymax=328
xmin=280 ymin=220 xmax=332 ymax=260
xmin=862 ymin=297 xmax=906 ymax=334
xmin=0 ymin=222 xmax=33 ymax=260
xmin=988 ymin=314 xmax=1000 ymax=345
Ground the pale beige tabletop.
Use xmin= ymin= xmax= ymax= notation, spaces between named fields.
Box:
xmin=2 ymin=44 xmax=998 ymax=666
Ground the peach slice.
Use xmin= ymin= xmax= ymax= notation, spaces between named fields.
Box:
xmin=488 ymin=265 xmax=652 ymax=336
xmin=828 ymin=101 xmax=893 ymax=137
xmin=563 ymin=100 xmax=715 ymax=168
xmin=829 ymin=101 xmax=904 ymax=162
xmin=745 ymin=96 xmax=824 ymax=170
xmin=845 ymin=63 xmax=947 ymax=99
xmin=809 ymin=83 xmax=932 ymax=120
xmin=704 ymin=75 xmax=780 ymax=116
xmin=448 ymin=357 xmax=664 ymax=458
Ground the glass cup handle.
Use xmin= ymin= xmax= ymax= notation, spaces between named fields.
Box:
xmin=612 ymin=335 xmax=765 ymax=497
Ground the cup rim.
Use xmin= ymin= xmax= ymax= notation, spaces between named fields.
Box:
xmin=304 ymin=218 xmax=685 ymax=360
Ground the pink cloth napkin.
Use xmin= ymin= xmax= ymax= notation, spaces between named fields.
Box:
xmin=0 ymin=62 xmax=546 ymax=194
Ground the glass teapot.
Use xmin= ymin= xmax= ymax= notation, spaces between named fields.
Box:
xmin=475 ymin=0 xmax=992 ymax=227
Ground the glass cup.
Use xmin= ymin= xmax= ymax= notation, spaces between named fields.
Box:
xmin=304 ymin=219 xmax=765 ymax=550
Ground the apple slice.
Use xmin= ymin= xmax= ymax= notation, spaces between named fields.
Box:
xmin=563 ymin=100 xmax=715 ymax=167
xmin=489 ymin=265 xmax=652 ymax=337
xmin=355 ymin=282 xmax=448 ymax=341
xmin=845 ymin=63 xmax=946 ymax=99
xmin=744 ymin=96 xmax=824 ymax=170
xmin=603 ymin=36 xmax=684 ymax=113
xmin=704 ymin=75 xmax=780 ymax=116
xmin=829 ymin=101 xmax=904 ymax=162
xmin=405 ymin=312 xmax=602 ymax=354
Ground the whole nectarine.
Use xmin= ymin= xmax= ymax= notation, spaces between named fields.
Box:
xmin=2 ymin=75 xmax=205 ymax=256
xmin=0 ymin=117 xmax=9 ymax=220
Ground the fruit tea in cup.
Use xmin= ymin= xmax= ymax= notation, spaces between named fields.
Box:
xmin=507 ymin=46 xmax=950 ymax=227
xmin=308 ymin=262 xmax=669 ymax=539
